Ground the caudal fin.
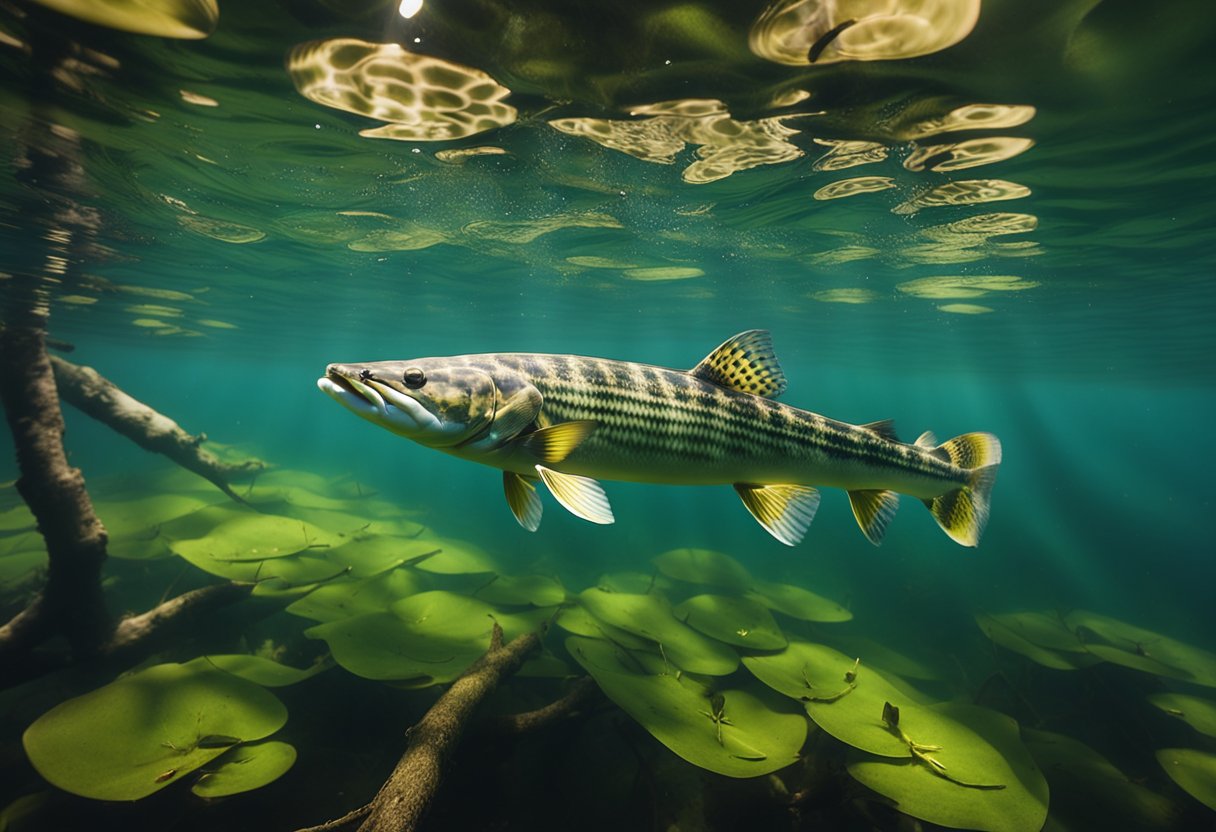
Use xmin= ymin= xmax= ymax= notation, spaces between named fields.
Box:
xmin=923 ymin=432 xmax=1002 ymax=547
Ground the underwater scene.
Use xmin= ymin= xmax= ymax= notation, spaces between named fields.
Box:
xmin=0 ymin=0 xmax=1213 ymax=830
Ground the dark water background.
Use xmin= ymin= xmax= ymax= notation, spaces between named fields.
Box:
xmin=1 ymin=0 xmax=1214 ymax=829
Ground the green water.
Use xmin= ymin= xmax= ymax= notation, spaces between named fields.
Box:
xmin=1 ymin=1 xmax=1214 ymax=830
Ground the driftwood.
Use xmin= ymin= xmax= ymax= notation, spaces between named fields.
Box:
xmin=0 ymin=327 xmax=253 ymax=688
xmin=49 ymin=354 xmax=263 ymax=502
xmin=298 ymin=624 xmax=545 ymax=832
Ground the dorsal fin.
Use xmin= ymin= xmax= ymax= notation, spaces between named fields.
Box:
xmin=914 ymin=430 xmax=938 ymax=449
xmin=861 ymin=419 xmax=899 ymax=442
xmin=690 ymin=330 xmax=787 ymax=398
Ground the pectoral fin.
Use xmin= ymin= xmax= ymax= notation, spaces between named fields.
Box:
xmin=847 ymin=489 xmax=900 ymax=546
xmin=535 ymin=465 xmax=614 ymax=525
xmin=492 ymin=386 xmax=543 ymax=442
xmin=503 ymin=471 xmax=542 ymax=532
xmin=734 ymin=483 xmax=820 ymax=546
xmin=515 ymin=420 xmax=598 ymax=464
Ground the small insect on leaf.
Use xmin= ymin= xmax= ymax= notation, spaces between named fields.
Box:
xmin=155 ymin=769 xmax=177 ymax=783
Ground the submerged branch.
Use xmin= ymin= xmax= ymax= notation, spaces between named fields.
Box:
xmin=477 ymin=675 xmax=601 ymax=737
xmin=103 ymin=581 xmax=255 ymax=659
xmin=49 ymin=355 xmax=264 ymax=503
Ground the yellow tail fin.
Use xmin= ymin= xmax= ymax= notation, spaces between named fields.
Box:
xmin=923 ymin=433 xmax=1002 ymax=547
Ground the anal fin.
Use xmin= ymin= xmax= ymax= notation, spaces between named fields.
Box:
xmin=503 ymin=471 xmax=542 ymax=532
xmin=734 ymin=483 xmax=820 ymax=546
xmin=847 ymin=489 xmax=900 ymax=546
xmin=535 ymin=465 xmax=614 ymax=525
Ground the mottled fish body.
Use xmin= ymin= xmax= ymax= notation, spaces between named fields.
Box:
xmin=318 ymin=331 xmax=1001 ymax=547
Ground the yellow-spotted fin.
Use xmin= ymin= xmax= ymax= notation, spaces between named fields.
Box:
xmin=734 ymin=483 xmax=821 ymax=546
xmin=503 ymin=471 xmax=542 ymax=532
xmin=922 ymin=432 xmax=1002 ymax=547
xmin=536 ymin=465 xmax=614 ymax=525
xmin=514 ymin=420 xmax=597 ymax=464
xmin=691 ymin=330 xmax=787 ymax=398
xmin=847 ymin=489 xmax=900 ymax=546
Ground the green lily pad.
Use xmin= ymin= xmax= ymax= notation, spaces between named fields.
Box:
xmin=192 ymin=740 xmax=297 ymax=798
xmin=0 ymin=504 xmax=35 ymax=533
xmin=653 ymin=548 xmax=753 ymax=590
xmin=1156 ymin=747 xmax=1216 ymax=811
xmin=1148 ymin=692 xmax=1216 ymax=738
xmin=593 ymin=571 xmax=672 ymax=594
xmin=566 ymin=636 xmax=806 ymax=778
xmin=410 ymin=538 xmax=500 ymax=575
xmin=474 ymin=574 xmax=567 ymax=607
xmin=157 ymin=504 xmax=252 ymax=541
xmin=519 ymin=651 xmax=575 ymax=678
xmin=285 ymin=569 xmax=428 ymax=622
xmin=674 ymin=594 xmax=787 ymax=650
xmin=170 ymin=513 xmax=339 ymax=562
xmin=1066 ymin=610 xmax=1216 ymax=687
xmin=94 ymin=494 xmax=222 ymax=537
xmin=553 ymin=605 xmax=653 ymax=650
xmin=1023 ymin=729 xmax=1177 ymax=830
xmin=324 ymin=536 xmax=442 ymax=577
xmin=579 ymin=588 xmax=738 ymax=676
xmin=108 ymin=533 xmax=174 ymax=561
xmin=0 ymin=531 xmax=42 ymax=559
xmin=826 ymin=635 xmax=941 ymax=681
xmin=743 ymin=640 xmax=928 ymax=757
xmin=390 ymin=590 xmax=499 ymax=639
xmin=976 ymin=612 xmax=1096 ymax=671
xmin=174 ymin=544 xmax=341 ymax=586
xmin=746 ymin=579 xmax=852 ymax=623
xmin=185 ymin=655 xmax=327 ymax=687
xmin=22 ymin=662 xmax=287 ymax=801
xmin=270 ymin=505 xmax=425 ymax=540
xmin=305 ymin=611 xmax=486 ymax=686
xmin=847 ymin=704 xmax=1049 ymax=832
xmin=0 ymin=547 xmax=45 ymax=584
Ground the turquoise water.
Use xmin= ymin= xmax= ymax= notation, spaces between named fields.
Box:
xmin=1 ymin=1 xmax=1214 ymax=830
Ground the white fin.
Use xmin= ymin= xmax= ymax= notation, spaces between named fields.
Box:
xmin=516 ymin=420 xmax=597 ymax=464
xmin=503 ymin=471 xmax=542 ymax=532
xmin=847 ymin=489 xmax=900 ymax=546
xmin=536 ymin=465 xmax=614 ymax=525
xmin=734 ymin=483 xmax=820 ymax=546
xmin=691 ymin=330 xmax=787 ymax=398
xmin=914 ymin=430 xmax=938 ymax=448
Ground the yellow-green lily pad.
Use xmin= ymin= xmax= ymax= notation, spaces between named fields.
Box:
xmin=108 ymin=533 xmax=174 ymax=561
xmin=1023 ymin=729 xmax=1177 ymax=830
xmin=566 ymin=636 xmax=806 ymax=778
xmin=192 ymin=740 xmax=296 ymax=798
xmin=285 ymin=569 xmax=428 ymax=622
xmin=0 ymin=548 xmax=45 ymax=584
xmin=324 ymin=536 xmax=441 ymax=577
xmin=0 ymin=504 xmax=35 ymax=533
xmin=410 ymin=538 xmax=500 ymax=574
xmin=95 ymin=494 xmax=222 ymax=538
xmin=976 ymin=612 xmax=1096 ymax=671
xmin=22 ymin=663 xmax=286 ymax=801
xmin=579 ymin=588 xmax=738 ymax=676
xmin=170 ymin=513 xmax=338 ymax=562
xmin=743 ymin=640 xmax=928 ymax=757
xmin=826 ymin=635 xmax=941 ymax=681
xmin=746 ymin=579 xmax=852 ymax=622
xmin=185 ymin=655 xmax=327 ymax=687
xmin=1156 ymin=747 xmax=1216 ymax=811
xmin=847 ymin=704 xmax=1049 ymax=832
xmin=553 ymin=605 xmax=653 ymax=650
xmin=652 ymin=548 xmax=753 ymax=590
xmin=1148 ymin=693 xmax=1216 ymax=738
xmin=674 ymin=594 xmax=787 ymax=650
xmin=306 ymin=612 xmax=486 ymax=686
xmin=0 ymin=531 xmax=42 ymax=559
xmin=475 ymin=574 xmax=567 ymax=607
xmin=1066 ymin=610 xmax=1216 ymax=687
xmin=594 ymin=571 xmax=669 ymax=594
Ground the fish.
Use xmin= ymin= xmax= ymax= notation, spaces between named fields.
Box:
xmin=317 ymin=330 xmax=1001 ymax=547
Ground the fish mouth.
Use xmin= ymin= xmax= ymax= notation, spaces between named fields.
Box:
xmin=317 ymin=364 xmax=441 ymax=435
xmin=317 ymin=366 xmax=385 ymax=415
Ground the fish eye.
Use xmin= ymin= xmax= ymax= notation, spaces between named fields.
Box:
xmin=358 ymin=369 xmax=372 ymax=381
xmin=403 ymin=367 xmax=426 ymax=389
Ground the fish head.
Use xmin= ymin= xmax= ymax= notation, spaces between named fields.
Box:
xmin=318 ymin=359 xmax=499 ymax=448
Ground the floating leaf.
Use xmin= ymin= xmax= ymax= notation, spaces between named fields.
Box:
xmin=553 ymin=605 xmax=653 ymax=650
xmin=743 ymin=640 xmax=928 ymax=757
xmin=1148 ymin=693 xmax=1216 ymax=738
xmin=594 ymin=571 xmax=668 ymax=594
xmin=652 ymin=548 xmax=752 ymax=590
xmin=285 ymin=569 xmax=428 ymax=622
xmin=0 ymin=504 xmax=35 ymax=533
xmin=746 ymin=579 xmax=851 ymax=622
xmin=567 ymin=636 xmax=806 ymax=778
xmin=411 ymin=537 xmax=500 ymax=575
xmin=579 ymin=588 xmax=738 ymax=676
xmin=185 ymin=655 xmax=327 ymax=687
xmin=1066 ymin=610 xmax=1216 ymax=687
xmin=1023 ymin=729 xmax=1177 ymax=830
xmin=827 ymin=635 xmax=941 ymax=681
xmin=22 ymin=663 xmax=286 ymax=801
xmin=170 ymin=513 xmax=338 ymax=562
xmin=674 ymin=594 xmax=787 ymax=650
xmin=847 ymin=704 xmax=1048 ymax=832
xmin=192 ymin=740 xmax=296 ymax=798
xmin=324 ymin=536 xmax=441 ymax=577
xmin=1156 ymin=747 xmax=1216 ymax=811
xmin=975 ymin=611 xmax=1096 ymax=671
xmin=474 ymin=574 xmax=567 ymax=607
xmin=306 ymin=612 xmax=486 ymax=686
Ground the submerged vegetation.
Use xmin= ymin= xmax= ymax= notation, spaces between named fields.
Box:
xmin=2 ymin=456 xmax=1214 ymax=830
